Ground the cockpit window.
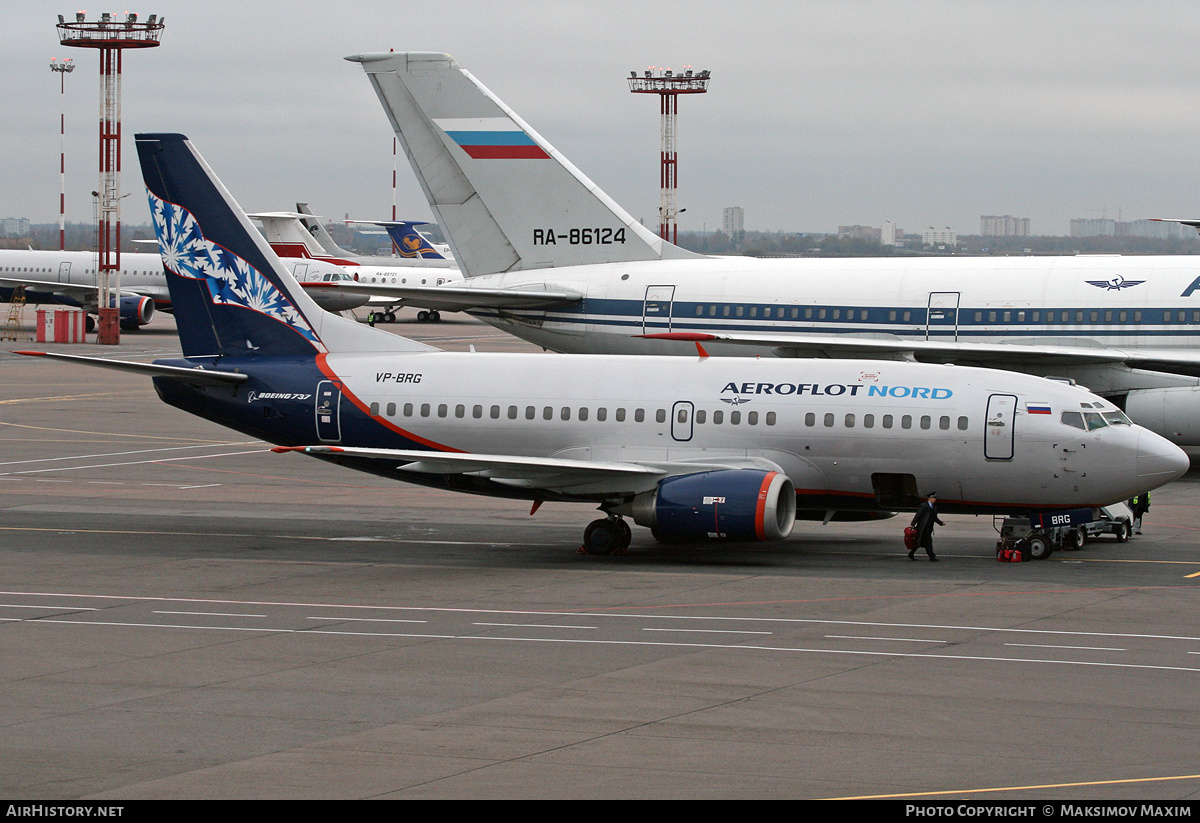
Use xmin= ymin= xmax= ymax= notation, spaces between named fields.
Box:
xmin=1083 ymin=412 xmax=1108 ymax=431
xmin=1103 ymin=411 xmax=1132 ymax=426
xmin=1061 ymin=411 xmax=1086 ymax=430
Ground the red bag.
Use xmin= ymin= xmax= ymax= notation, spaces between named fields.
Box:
xmin=903 ymin=526 xmax=918 ymax=550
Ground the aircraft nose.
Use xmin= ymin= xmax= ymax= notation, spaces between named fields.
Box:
xmin=1137 ymin=429 xmax=1191 ymax=487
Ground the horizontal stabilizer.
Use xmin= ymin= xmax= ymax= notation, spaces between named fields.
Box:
xmin=14 ymin=350 xmax=248 ymax=384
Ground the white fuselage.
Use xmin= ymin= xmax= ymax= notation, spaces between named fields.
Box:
xmin=321 ymin=351 xmax=1182 ymax=512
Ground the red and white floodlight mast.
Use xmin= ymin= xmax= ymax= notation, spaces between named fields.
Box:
xmin=49 ymin=57 xmax=75 ymax=251
xmin=56 ymin=12 xmax=164 ymax=345
xmin=628 ymin=66 xmax=710 ymax=243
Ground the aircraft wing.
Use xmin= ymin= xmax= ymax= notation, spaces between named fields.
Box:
xmin=0 ymin=275 xmax=99 ymax=304
xmin=638 ymin=331 xmax=1200 ymax=377
xmin=276 ymin=444 xmax=662 ymax=494
xmin=299 ymin=282 xmax=582 ymax=312
xmin=275 ymin=445 xmax=784 ymax=497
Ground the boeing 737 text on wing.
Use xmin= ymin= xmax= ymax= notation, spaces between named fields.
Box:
xmin=350 ymin=51 xmax=1200 ymax=447
xmin=19 ymin=133 xmax=1186 ymax=555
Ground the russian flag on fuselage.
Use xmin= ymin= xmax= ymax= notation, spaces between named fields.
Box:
xmin=435 ymin=117 xmax=549 ymax=159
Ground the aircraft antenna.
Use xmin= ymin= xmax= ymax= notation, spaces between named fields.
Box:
xmin=56 ymin=12 xmax=165 ymax=345
xmin=628 ymin=66 xmax=710 ymax=244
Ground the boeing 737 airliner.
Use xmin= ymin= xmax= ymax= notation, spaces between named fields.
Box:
xmin=20 ymin=133 xmax=1187 ymax=555
xmin=349 ymin=51 xmax=1200 ymax=447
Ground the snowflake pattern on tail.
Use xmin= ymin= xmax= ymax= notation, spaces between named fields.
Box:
xmin=147 ymin=190 xmax=319 ymax=345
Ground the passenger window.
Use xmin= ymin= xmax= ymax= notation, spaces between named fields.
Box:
xmin=804 ymin=412 xmax=814 ymax=426
xmin=714 ymin=410 xmax=724 ymax=424
xmin=616 ymin=408 xmax=627 ymax=422
xmin=656 ymin=409 xmax=666 ymax=423
xmin=490 ymin=405 xmax=500 ymax=419
xmin=579 ymin=407 xmax=589 ymax=421
xmin=369 ymin=402 xmax=380 ymax=416
xmin=748 ymin=411 xmax=758 ymax=425
xmin=765 ymin=412 xmax=775 ymax=426
xmin=474 ymin=405 xmax=484 ymax=419
xmin=421 ymin=403 xmax=431 ymax=417
xmin=677 ymin=409 xmax=688 ymax=423
xmin=561 ymin=407 xmax=570 ymax=421
xmin=543 ymin=406 xmax=553 ymax=420
xmin=824 ymin=413 xmax=834 ymax=427
xmin=404 ymin=403 xmax=414 ymax=416
xmin=844 ymin=413 xmax=854 ymax=427
xmin=730 ymin=411 xmax=741 ymax=425
xmin=455 ymin=404 xmax=465 ymax=418
xmin=525 ymin=406 xmax=536 ymax=420
xmin=635 ymin=409 xmax=645 ymax=423
xmin=863 ymin=414 xmax=874 ymax=428
xmin=882 ymin=414 xmax=893 ymax=429
xmin=939 ymin=416 xmax=950 ymax=430
xmin=507 ymin=406 xmax=518 ymax=419
xmin=438 ymin=404 xmax=448 ymax=418
xmin=957 ymin=416 xmax=968 ymax=431
xmin=920 ymin=415 xmax=931 ymax=430
xmin=901 ymin=415 xmax=912 ymax=429
xmin=597 ymin=408 xmax=607 ymax=421
xmin=386 ymin=402 xmax=396 ymax=417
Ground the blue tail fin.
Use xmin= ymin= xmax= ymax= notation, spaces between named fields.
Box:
xmin=136 ymin=133 xmax=432 ymax=359
xmin=381 ymin=221 xmax=450 ymax=259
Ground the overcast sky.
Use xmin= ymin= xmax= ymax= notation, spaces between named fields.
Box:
xmin=4 ymin=1 xmax=1199 ymax=237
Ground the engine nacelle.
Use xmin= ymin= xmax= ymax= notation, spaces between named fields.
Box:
xmin=115 ymin=295 xmax=156 ymax=329
xmin=624 ymin=469 xmax=796 ymax=541
xmin=1123 ymin=387 xmax=1200 ymax=446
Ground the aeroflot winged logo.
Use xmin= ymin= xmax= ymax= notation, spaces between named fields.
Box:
xmin=1086 ymin=275 xmax=1146 ymax=291
xmin=147 ymin=191 xmax=319 ymax=344
xmin=434 ymin=117 xmax=550 ymax=160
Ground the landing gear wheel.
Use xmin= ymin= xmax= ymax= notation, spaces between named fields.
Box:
xmin=1065 ymin=528 xmax=1085 ymax=551
xmin=85 ymin=314 xmax=97 ymax=333
xmin=430 ymin=310 xmax=442 ymax=322
xmin=1027 ymin=535 xmax=1053 ymax=560
xmin=417 ymin=310 xmax=429 ymax=322
xmin=384 ymin=311 xmax=396 ymax=323
xmin=1115 ymin=521 xmax=1130 ymax=543
xmin=581 ymin=518 xmax=630 ymax=556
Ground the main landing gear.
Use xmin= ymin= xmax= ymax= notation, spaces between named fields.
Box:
xmin=416 ymin=310 xmax=442 ymax=322
xmin=579 ymin=516 xmax=632 ymax=556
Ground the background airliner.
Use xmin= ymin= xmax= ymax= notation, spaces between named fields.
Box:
xmin=21 ymin=133 xmax=1187 ymax=555
xmin=0 ymin=246 xmax=366 ymax=327
xmin=350 ymin=51 xmax=1200 ymax=447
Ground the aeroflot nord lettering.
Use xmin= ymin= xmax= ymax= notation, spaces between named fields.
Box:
xmin=720 ymin=382 xmax=953 ymax=399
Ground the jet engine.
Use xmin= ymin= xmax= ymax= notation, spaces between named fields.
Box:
xmin=116 ymin=295 xmax=156 ymax=330
xmin=1123 ymin=386 xmax=1200 ymax=446
xmin=623 ymin=469 xmax=796 ymax=541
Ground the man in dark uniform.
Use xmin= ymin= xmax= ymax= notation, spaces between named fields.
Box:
xmin=909 ymin=492 xmax=944 ymax=561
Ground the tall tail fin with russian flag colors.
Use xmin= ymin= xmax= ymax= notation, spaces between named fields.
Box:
xmin=346 ymin=52 xmax=702 ymax=278
xmin=135 ymin=133 xmax=432 ymax=359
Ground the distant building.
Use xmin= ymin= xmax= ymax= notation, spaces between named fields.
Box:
xmin=722 ymin=206 xmax=744 ymax=235
xmin=922 ymin=226 xmax=957 ymax=247
xmin=1 ymin=218 xmax=30 ymax=238
xmin=837 ymin=224 xmax=881 ymax=242
xmin=1116 ymin=219 xmax=1193 ymax=240
xmin=881 ymin=220 xmax=905 ymax=247
xmin=980 ymin=215 xmax=1030 ymax=237
xmin=1070 ymin=218 xmax=1116 ymax=237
